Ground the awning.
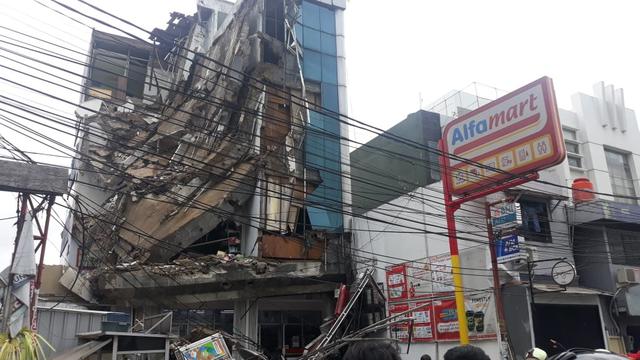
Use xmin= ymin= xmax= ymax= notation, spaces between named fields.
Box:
xmin=50 ymin=339 xmax=112 ymax=360
xmin=533 ymin=284 xmax=612 ymax=296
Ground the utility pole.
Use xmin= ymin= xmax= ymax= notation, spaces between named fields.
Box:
xmin=0 ymin=160 xmax=67 ymax=336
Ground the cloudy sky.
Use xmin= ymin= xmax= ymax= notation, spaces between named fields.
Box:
xmin=0 ymin=0 xmax=638 ymax=267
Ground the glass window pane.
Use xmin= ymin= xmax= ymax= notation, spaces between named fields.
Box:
xmin=321 ymin=54 xmax=337 ymax=84
xmin=321 ymin=83 xmax=339 ymax=114
xmin=321 ymin=32 xmax=336 ymax=55
xmin=259 ymin=311 xmax=282 ymax=323
xmin=562 ymin=128 xmax=577 ymax=141
xmin=319 ymin=6 xmax=335 ymax=34
xmin=294 ymin=22 xmax=303 ymax=43
xmin=568 ymin=155 xmax=581 ymax=168
xmin=305 ymin=134 xmax=324 ymax=167
xmin=303 ymin=50 xmax=322 ymax=81
xmin=605 ymin=149 xmax=636 ymax=201
xmin=565 ymin=142 xmax=579 ymax=154
xmin=519 ymin=199 xmax=551 ymax=243
xmin=92 ymin=52 xmax=127 ymax=90
xmin=127 ymin=58 xmax=147 ymax=98
xmin=303 ymin=27 xmax=321 ymax=51
xmin=302 ymin=1 xmax=320 ymax=29
xmin=309 ymin=110 xmax=325 ymax=130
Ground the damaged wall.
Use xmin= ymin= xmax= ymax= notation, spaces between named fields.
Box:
xmin=70 ymin=0 xmax=315 ymax=266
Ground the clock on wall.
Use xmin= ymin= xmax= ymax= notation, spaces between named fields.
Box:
xmin=551 ymin=260 xmax=576 ymax=287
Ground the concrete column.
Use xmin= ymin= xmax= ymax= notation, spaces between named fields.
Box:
xmin=234 ymin=300 xmax=259 ymax=347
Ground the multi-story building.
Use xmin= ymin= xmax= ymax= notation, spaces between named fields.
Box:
xmin=351 ymin=80 xmax=638 ymax=360
xmin=58 ymin=0 xmax=353 ymax=357
xmin=565 ymin=82 xmax=640 ymax=353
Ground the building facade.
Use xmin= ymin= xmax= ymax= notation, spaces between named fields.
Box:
xmin=351 ymin=80 xmax=638 ymax=360
xmin=58 ymin=0 xmax=353 ymax=357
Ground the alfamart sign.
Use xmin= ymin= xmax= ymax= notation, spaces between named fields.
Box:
xmin=442 ymin=77 xmax=566 ymax=196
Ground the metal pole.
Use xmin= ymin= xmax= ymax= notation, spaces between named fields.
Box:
xmin=30 ymin=195 xmax=56 ymax=330
xmin=486 ymin=201 xmax=511 ymax=360
xmin=1 ymin=193 xmax=29 ymax=335
xmin=439 ymin=145 xmax=469 ymax=345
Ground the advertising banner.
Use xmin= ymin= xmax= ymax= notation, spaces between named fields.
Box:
xmin=407 ymin=261 xmax=431 ymax=298
xmin=442 ymin=77 xmax=565 ymax=196
xmin=387 ymin=292 xmax=497 ymax=343
xmin=385 ymin=264 xmax=408 ymax=302
xmin=433 ymin=298 xmax=460 ymax=341
xmin=490 ymin=202 xmax=522 ymax=230
xmin=496 ymin=234 xmax=527 ymax=263
xmin=411 ymin=301 xmax=435 ymax=341
xmin=427 ymin=253 xmax=454 ymax=293
xmin=388 ymin=303 xmax=410 ymax=341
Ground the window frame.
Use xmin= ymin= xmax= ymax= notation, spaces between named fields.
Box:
xmin=604 ymin=147 xmax=637 ymax=204
xmin=518 ymin=197 xmax=553 ymax=243
xmin=562 ymin=127 xmax=583 ymax=169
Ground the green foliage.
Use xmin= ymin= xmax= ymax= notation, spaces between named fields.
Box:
xmin=0 ymin=328 xmax=53 ymax=360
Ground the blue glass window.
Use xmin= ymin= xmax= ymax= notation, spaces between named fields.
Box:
xmin=303 ymin=27 xmax=321 ymax=51
xmin=321 ymin=54 xmax=337 ymax=84
xmin=320 ymin=32 xmax=336 ymax=55
xmin=302 ymin=1 xmax=320 ymax=30
xmin=300 ymin=1 xmax=342 ymax=231
xmin=321 ymin=83 xmax=339 ymax=114
xmin=324 ymin=140 xmax=341 ymax=171
xmin=303 ymin=50 xmax=322 ymax=81
xmin=309 ymin=110 xmax=325 ymax=130
xmin=294 ymin=22 xmax=303 ymax=43
xmin=307 ymin=206 xmax=331 ymax=229
xmin=305 ymin=135 xmax=324 ymax=167
xmin=319 ymin=6 xmax=335 ymax=34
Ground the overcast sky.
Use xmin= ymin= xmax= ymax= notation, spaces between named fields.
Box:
xmin=0 ymin=0 xmax=638 ymax=267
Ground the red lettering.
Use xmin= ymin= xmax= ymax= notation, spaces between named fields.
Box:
xmin=506 ymin=105 xmax=519 ymax=121
xmin=519 ymin=99 xmax=529 ymax=116
xmin=529 ymin=94 xmax=538 ymax=111
xmin=489 ymin=111 xmax=505 ymax=129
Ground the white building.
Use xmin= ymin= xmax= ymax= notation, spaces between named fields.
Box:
xmin=350 ymin=80 xmax=638 ymax=359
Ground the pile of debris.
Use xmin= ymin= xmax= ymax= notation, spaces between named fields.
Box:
xmin=92 ymin=252 xmax=273 ymax=277
xmin=70 ymin=0 xmax=310 ymax=268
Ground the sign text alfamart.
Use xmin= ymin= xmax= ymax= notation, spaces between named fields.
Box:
xmin=441 ymin=77 xmax=566 ymax=196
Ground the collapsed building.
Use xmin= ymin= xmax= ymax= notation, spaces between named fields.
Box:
xmin=60 ymin=0 xmax=353 ymax=353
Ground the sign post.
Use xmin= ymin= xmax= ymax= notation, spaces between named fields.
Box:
xmin=439 ymin=76 xmax=565 ymax=346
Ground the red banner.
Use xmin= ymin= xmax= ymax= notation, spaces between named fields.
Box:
xmin=411 ymin=301 xmax=434 ymax=341
xmin=385 ymin=264 xmax=408 ymax=302
xmin=388 ymin=303 xmax=410 ymax=341
xmin=433 ymin=299 xmax=460 ymax=341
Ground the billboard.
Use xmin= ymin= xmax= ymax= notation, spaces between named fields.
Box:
xmin=442 ymin=77 xmax=565 ymax=196
xmin=386 ymin=264 xmax=409 ymax=302
xmin=389 ymin=294 xmax=496 ymax=343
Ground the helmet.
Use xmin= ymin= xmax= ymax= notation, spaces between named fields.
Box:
xmin=526 ymin=348 xmax=548 ymax=360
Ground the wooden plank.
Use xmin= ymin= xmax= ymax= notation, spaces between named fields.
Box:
xmin=0 ymin=160 xmax=67 ymax=194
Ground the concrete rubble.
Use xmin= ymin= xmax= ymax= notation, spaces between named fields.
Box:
xmin=70 ymin=0 xmax=314 ymax=267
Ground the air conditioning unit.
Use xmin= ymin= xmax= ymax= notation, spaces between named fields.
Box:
xmin=616 ymin=268 xmax=640 ymax=284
